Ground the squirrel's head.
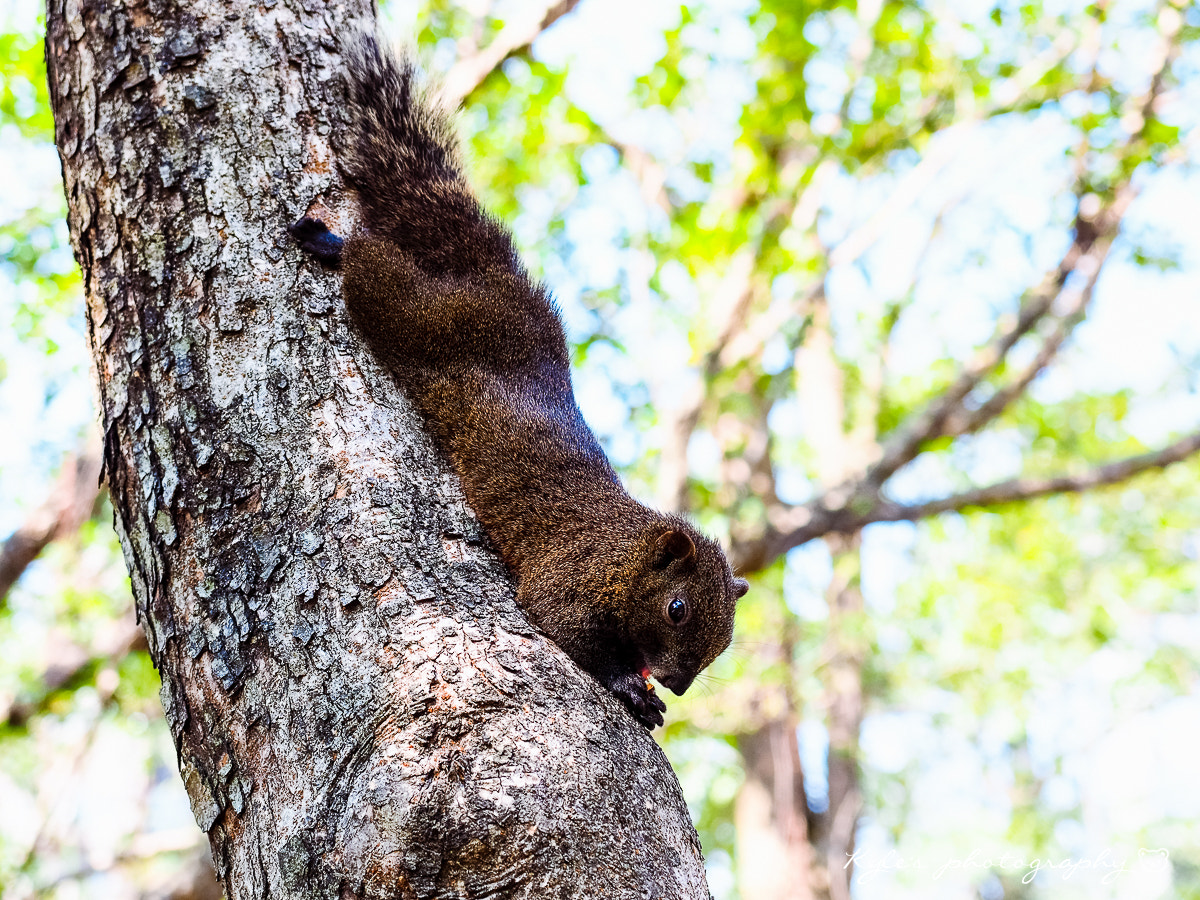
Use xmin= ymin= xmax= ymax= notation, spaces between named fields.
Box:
xmin=625 ymin=521 xmax=748 ymax=696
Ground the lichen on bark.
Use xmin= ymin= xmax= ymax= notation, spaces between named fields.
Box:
xmin=45 ymin=1 xmax=710 ymax=897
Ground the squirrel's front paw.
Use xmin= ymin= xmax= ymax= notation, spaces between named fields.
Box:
xmin=608 ymin=671 xmax=667 ymax=729
xmin=289 ymin=216 xmax=344 ymax=267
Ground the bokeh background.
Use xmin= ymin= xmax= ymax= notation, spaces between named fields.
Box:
xmin=3 ymin=0 xmax=1199 ymax=898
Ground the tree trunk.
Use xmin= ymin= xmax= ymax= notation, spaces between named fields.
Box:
xmin=45 ymin=2 xmax=709 ymax=898
xmin=734 ymin=717 xmax=820 ymax=900
xmin=821 ymin=533 xmax=865 ymax=900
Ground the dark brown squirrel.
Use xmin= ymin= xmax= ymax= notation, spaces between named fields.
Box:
xmin=289 ymin=34 xmax=747 ymax=728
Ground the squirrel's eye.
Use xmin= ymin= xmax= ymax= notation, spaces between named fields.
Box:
xmin=667 ymin=597 xmax=688 ymax=625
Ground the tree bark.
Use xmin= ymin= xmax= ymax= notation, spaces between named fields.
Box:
xmin=45 ymin=2 xmax=708 ymax=899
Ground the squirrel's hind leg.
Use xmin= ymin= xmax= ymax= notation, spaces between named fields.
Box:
xmin=289 ymin=217 xmax=344 ymax=267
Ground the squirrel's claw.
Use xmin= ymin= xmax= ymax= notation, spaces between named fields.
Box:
xmin=289 ymin=216 xmax=344 ymax=267
xmin=609 ymin=671 xmax=667 ymax=730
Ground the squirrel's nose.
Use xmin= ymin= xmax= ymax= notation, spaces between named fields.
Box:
xmin=658 ymin=672 xmax=695 ymax=696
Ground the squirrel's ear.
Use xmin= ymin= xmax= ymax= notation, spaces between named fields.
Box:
xmin=653 ymin=529 xmax=695 ymax=568
xmin=733 ymin=578 xmax=749 ymax=600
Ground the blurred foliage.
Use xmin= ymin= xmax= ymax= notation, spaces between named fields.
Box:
xmin=4 ymin=0 xmax=1200 ymax=899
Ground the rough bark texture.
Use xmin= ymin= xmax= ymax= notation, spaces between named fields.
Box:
xmin=45 ymin=2 xmax=709 ymax=898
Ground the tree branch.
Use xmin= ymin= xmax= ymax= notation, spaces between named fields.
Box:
xmin=737 ymin=430 xmax=1200 ymax=567
xmin=636 ymin=0 xmax=1112 ymax=531
xmin=0 ymin=617 xmax=144 ymax=728
xmin=442 ymin=0 xmax=582 ymax=105
xmin=859 ymin=0 xmax=1180 ymax=492
xmin=612 ymin=139 xmax=673 ymax=214
xmin=943 ymin=2 xmax=1186 ymax=441
xmin=861 ymin=187 xmax=1131 ymax=494
xmin=883 ymin=431 xmax=1200 ymax=519
xmin=717 ymin=20 xmax=1085 ymax=377
xmin=940 ymin=261 xmax=1100 ymax=438
xmin=0 ymin=442 xmax=102 ymax=606
xmin=656 ymin=249 xmax=758 ymax=511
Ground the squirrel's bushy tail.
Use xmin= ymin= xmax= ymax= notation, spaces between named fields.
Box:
xmin=342 ymin=34 xmax=520 ymax=279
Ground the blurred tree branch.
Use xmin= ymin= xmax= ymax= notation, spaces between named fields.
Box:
xmin=861 ymin=185 xmax=1135 ymax=494
xmin=731 ymin=2 xmax=1187 ymax=575
xmin=628 ymin=3 xmax=1101 ymax=530
xmin=0 ymin=440 xmax=102 ymax=607
xmin=657 ymin=249 xmax=759 ymax=512
xmin=739 ymin=428 xmax=1200 ymax=568
xmin=443 ymin=0 xmax=582 ymax=104
xmin=0 ymin=616 xmax=143 ymax=728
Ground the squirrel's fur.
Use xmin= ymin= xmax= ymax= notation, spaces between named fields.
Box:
xmin=290 ymin=33 xmax=747 ymax=728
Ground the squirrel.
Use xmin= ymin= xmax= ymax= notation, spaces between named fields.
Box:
xmin=289 ymin=34 xmax=747 ymax=729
